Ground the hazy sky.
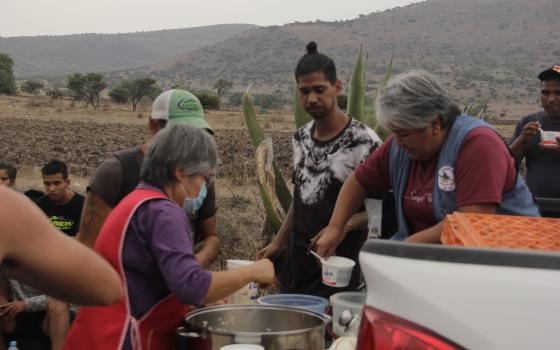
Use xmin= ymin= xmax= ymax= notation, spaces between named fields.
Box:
xmin=0 ymin=0 xmax=419 ymax=37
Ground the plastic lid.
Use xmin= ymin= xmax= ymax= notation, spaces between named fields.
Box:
xmin=219 ymin=345 xmax=264 ymax=350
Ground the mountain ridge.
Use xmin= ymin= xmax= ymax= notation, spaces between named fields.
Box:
xmin=0 ymin=24 xmax=257 ymax=77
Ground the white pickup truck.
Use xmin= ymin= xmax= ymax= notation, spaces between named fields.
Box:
xmin=356 ymin=239 xmax=560 ymax=349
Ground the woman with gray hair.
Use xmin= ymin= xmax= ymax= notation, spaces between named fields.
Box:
xmin=312 ymin=70 xmax=538 ymax=254
xmin=64 ymin=124 xmax=275 ymax=350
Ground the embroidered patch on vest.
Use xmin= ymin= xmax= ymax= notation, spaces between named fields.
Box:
xmin=438 ymin=165 xmax=456 ymax=192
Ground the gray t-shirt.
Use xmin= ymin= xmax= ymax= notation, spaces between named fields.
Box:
xmin=88 ymin=146 xmax=217 ymax=228
xmin=510 ymin=111 xmax=560 ymax=198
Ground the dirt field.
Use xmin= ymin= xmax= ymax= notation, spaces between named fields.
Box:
xmin=0 ymin=95 xmax=297 ymax=269
xmin=0 ymin=94 xmax=524 ymax=269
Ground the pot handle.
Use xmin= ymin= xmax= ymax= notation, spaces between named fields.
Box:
xmin=176 ymin=326 xmax=211 ymax=350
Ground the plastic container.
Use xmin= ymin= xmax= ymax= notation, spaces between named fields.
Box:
xmin=539 ymin=129 xmax=560 ymax=145
xmin=321 ymin=256 xmax=355 ymax=287
xmin=365 ymin=198 xmax=383 ymax=239
xmin=257 ymin=294 xmax=329 ymax=315
xmin=330 ymin=292 xmax=366 ymax=336
xmin=226 ymin=260 xmax=259 ymax=304
xmin=220 ymin=345 xmax=264 ymax=350
xmin=442 ymin=212 xmax=560 ymax=251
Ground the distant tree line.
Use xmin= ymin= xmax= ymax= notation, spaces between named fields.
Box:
xmin=0 ymin=53 xmax=292 ymax=112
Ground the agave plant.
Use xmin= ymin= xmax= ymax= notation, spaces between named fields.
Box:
xmin=463 ymin=99 xmax=489 ymax=120
xmin=243 ymin=47 xmax=393 ymax=234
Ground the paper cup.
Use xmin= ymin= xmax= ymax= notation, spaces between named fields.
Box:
xmin=540 ymin=129 xmax=560 ymax=145
xmin=321 ymin=256 xmax=356 ymax=288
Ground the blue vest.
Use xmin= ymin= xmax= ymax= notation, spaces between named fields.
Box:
xmin=389 ymin=114 xmax=539 ymax=241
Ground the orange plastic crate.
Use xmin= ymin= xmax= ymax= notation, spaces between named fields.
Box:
xmin=441 ymin=212 xmax=560 ymax=251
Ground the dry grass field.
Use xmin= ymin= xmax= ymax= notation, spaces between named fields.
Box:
xmin=0 ymin=94 xmax=296 ymax=270
xmin=0 ymin=94 xmax=528 ymax=269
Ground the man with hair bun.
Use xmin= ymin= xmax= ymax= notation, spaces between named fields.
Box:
xmin=257 ymin=42 xmax=381 ymax=298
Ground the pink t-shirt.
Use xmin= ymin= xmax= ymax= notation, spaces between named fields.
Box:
xmin=355 ymin=128 xmax=517 ymax=233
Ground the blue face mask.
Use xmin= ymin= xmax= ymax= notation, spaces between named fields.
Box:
xmin=182 ymin=181 xmax=207 ymax=215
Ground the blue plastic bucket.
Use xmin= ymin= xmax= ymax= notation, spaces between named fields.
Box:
xmin=257 ymin=294 xmax=329 ymax=315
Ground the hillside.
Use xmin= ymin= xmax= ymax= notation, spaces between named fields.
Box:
xmin=0 ymin=24 xmax=256 ymax=78
xmin=126 ymin=0 xmax=559 ymax=108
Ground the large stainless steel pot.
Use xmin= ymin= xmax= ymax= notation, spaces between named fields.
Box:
xmin=176 ymin=304 xmax=329 ymax=350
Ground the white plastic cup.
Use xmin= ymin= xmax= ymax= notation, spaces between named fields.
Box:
xmin=540 ymin=129 xmax=560 ymax=145
xmin=220 ymin=345 xmax=264 ymax=350
xmin=330 ymin=291 xmax=366 ymax=336
xmin=226 ymin=260 xmax=259 ymax=304
xmin=321 ymin=256 xmax=356 ymax=287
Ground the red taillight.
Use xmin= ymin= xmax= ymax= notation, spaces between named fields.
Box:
xmin=357 ymin=305 xmax=465 ymax=350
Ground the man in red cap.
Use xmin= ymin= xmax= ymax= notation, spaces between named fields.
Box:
xmin=510 ymin=65 xmax=560 ymax=217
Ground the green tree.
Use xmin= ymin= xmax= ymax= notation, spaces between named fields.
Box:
xmin=21 ymin=80 xmax=44 ymax=94
xmin=194 ymin=90 xmax=220 ymax=110
xmin=108 ymin=85 xmax=130 ymax=104
xmin=66 ymin=73 xmax=106 ymax=110
xmin=124 ymin=78 xmax=157 ymax=112
xmin=0 ymin=53 xmax=16 ymax=95
xmin=110 ymin=78 xmax=157 ymax=110
xmin=214 ymin=79 xmax=233 ymax=98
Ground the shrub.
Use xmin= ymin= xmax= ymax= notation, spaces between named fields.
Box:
xmin=252 ymin=93 xmax=284 ymax=111
xmin=21 ymin=80 xmax=44 ymax=94
xmin=228 ymin=92 xmax=243 ymax=107
xmin=194 ymin=90 xmax=220 ymax=110
xmin=46 ymin=88 xmax=64 ymax=99
xmin=108 ymin=85 xmax=130 ymax=104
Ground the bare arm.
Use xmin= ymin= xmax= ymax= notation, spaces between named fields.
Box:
xmin=405 ymin=204 xmax=498 ymax=244
xmin=256 ymin=203 xmax=294 ymax=259
xmin=0 ymin=187 xmax=122 ymax=305
xmin=194 ymin=216 xmax=220 ymax=268
xmin=76 ymin=190 xmax=112 ymax=248
xmin=204 ymin=259 xmax=275 ymax=304
xmin=311 ymin=173 xmax=368 ymax=257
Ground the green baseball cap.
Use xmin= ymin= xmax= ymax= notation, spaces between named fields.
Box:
xmin=151 ymin=89 xmax=213 ymax=134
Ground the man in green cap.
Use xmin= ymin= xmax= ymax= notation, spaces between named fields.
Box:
xmin=77 ymin=89 xmax=219 ymax=267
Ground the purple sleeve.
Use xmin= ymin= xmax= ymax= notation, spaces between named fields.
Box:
xmin=147 ymin=201 xmax=212 ymax=306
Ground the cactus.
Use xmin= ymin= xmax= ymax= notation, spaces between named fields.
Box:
xmin=255 ymin=137 xmax=286 ymax=232
xmin=348 ymin=45 xmax=366 ymax=122
xmin=243 ymin=88 xmax=292 ymax=213
xmin=463 ymin=99 xmax=488 ymax=120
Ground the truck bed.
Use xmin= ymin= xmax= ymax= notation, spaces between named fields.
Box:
xmin=359 ymin=240 xmax=560 ymax=349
